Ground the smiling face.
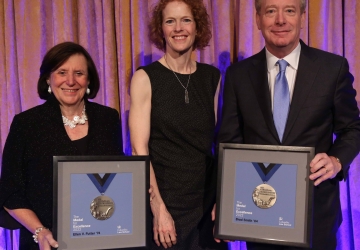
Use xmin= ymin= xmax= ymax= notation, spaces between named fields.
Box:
xmin=48 ymin=54 xmax=89 ymax=107
xmin=256 ymin=0 xmax=305 ymax=58
xmin=162 ymin=1 xmax=197 ymax=54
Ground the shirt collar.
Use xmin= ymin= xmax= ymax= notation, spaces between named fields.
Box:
xmin=266 ymin=42 xmax=301 ymax=71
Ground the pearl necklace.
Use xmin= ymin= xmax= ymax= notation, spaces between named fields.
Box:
xmin=62 ymin=105 xmax=88 ymax=129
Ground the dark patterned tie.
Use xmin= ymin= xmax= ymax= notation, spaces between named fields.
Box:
xmin=273 ymin=59 xmax=290 ymax=142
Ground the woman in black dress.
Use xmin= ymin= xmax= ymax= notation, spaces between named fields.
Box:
xmin=129 ymin=1 xmax=227 ymax=249
xmin=0 ymin=42 xmax=123 ymax=250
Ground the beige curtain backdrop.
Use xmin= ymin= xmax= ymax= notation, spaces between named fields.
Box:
xmin=0 ymin=1 xmax=359 ymax=249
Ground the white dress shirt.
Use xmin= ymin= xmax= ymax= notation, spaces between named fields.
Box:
xmin=266 ymin=43 xmax=301 ymax=111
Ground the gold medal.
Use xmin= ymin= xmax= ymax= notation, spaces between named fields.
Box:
xmin=252 ymin=183 xmax=277 ymax=209
xmin=90 ymin=195 xmax=115 ymax=220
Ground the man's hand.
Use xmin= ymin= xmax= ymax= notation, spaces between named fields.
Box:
xmin=309 ymin=153 xmax=342 ymax=186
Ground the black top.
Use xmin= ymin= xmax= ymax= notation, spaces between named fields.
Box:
xmin=141 ymin=61 xmax=226 ymax=249
xmin=0 ymin=96 xmax=123 ymax=249
xmin=72 ymin=135 xmax=89 ymax=155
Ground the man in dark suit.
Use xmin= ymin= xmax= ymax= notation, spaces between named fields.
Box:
xmin=218 ymin=0 xmax=360 ymax=249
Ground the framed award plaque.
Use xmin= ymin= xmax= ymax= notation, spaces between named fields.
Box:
xmin=53 ymin=155 xmax=150 ymax=250
xmin=214 ymin=144 xmax=314 ymax=248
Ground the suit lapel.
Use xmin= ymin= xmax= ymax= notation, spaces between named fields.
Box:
xmin=248 ymin=49 xmax=279 ymax=141
xmin=283 ymin=41 xmax=320 ymax=142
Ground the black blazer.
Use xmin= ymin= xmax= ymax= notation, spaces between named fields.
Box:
xmin=0 ymin=96 xmax=124 ymax=247
xmin=218 ymin=41 xmax=360 ymax=249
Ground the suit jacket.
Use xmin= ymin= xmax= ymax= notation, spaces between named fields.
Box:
xmin=0 ymin=96 xmax=123 ymax=249
xmin=218 ymin=41 xmax=360 ymax=249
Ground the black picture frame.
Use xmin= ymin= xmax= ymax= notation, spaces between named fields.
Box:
xmin=53 ymin=155 xmax=150 ymax=250
xmin=214 ymin=143 xmax=314 ymax=248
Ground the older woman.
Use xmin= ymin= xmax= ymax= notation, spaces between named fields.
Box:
xmin=129 ymin=0 xmax=227 ymax=249
xmin=0 ymin=42 xmax=123 ymax=250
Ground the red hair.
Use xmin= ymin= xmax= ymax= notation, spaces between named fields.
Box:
xmin=149 ymin=0 xmax=212 ymax=51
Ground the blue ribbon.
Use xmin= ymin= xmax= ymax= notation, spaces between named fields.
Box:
xmin=252 ymin=163 xmax=282 ymax=183
xmin=87 ymin=173 xmax=116 ymax=194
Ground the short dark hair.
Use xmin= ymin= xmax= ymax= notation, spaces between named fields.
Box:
xmin=37 ymin=42 xmax=100 ymax=100
xmin=255 ymin=0 xmax=307 ymax=14
xmin=149 ymin=0 xmax=212 ymax=52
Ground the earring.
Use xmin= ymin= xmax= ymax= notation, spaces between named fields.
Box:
xmin=86 ymin=88 xmax=90 ymax=95
xmin=48 ymin=86 xmax=52 ymax=94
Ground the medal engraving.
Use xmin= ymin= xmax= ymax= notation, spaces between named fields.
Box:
xmin=252 ymin=183 xmax=277 ymax=209
xmin=90 ymin=195 xmax=115 ymax=220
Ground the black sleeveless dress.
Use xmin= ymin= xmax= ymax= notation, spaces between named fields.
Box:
xmin=140 ymin=61 xmax=227 ymax=250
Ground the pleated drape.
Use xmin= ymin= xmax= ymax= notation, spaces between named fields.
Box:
xmin=0 ymin=1 xmax=359 ymax=249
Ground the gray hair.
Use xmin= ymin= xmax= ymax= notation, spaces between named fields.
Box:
xmin=255 ymin=0 xmax=307 ymax=14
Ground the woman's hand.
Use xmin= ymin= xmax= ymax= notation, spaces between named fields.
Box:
xmin=3 ymin=208 xmax=59 ymax=249
xmin=212 ymin=204 xmax=232 ymax=244
xmin=36 ymin=228 xmax=59 ymax=250
xmin=150 ymin=200 xmax=177 ymax=248
xmin=149 ymin=184 xmax=155 ymax=202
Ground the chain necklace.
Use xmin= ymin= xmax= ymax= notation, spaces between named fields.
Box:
xmin=164 ymin=55 xmax=191 ymax=104
xmin=62 ymin=105 xmax=88 ymax=129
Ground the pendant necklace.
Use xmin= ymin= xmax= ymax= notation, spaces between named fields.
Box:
xmin=164 ymin=55 xmax=192 ymax=104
